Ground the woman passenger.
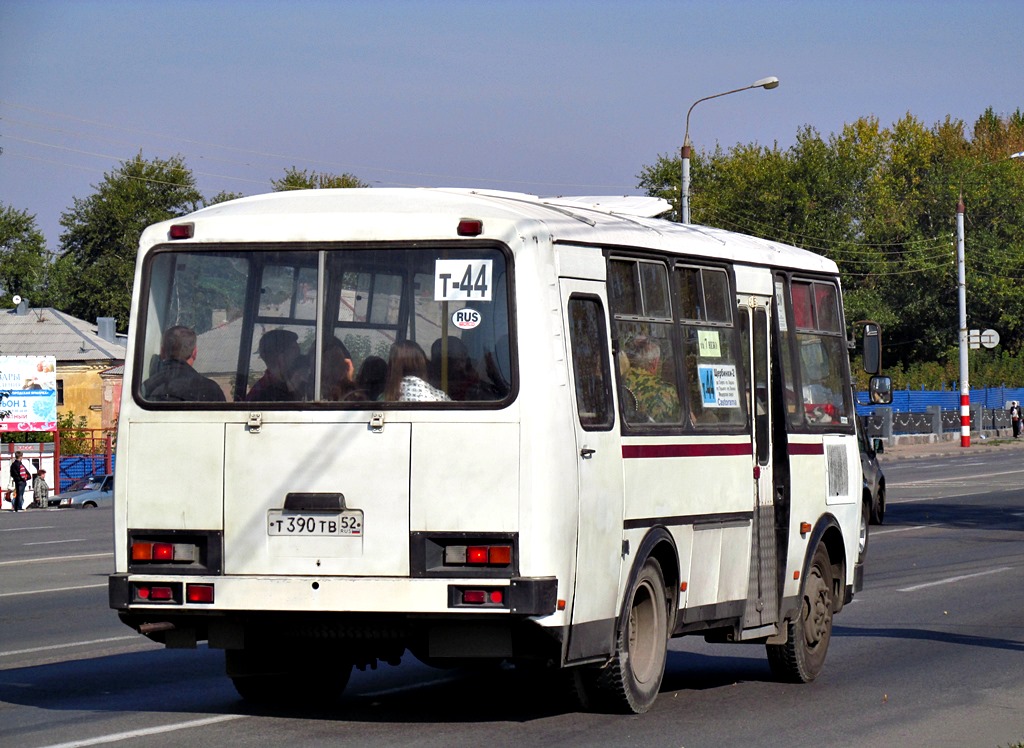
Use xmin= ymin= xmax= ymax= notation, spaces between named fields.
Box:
xmin=384 ymin=340 xmax=451 ymax=402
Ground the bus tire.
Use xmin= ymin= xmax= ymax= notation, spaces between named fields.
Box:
xmin=590 ymin=557 xmax=669 ymax=713
xmin=858 ymin=499 xmax=870 ymax=564
xmin=766 ymin=543 xmax=833 ymax=683
xmin=225 ymin=647 xmax=352 ymax=706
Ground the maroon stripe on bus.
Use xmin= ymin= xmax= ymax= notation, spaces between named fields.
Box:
xmin=788 ymin=443 xmax=825 ymax=455
xmin=621 ymin=443 xmax=751 ymax=459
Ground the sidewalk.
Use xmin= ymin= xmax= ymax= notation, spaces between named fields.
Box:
xmin=879 ymin=431 xmax=1024 ymax=461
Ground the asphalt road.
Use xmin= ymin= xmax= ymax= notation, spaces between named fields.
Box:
xmin=2 ymin=453 xmax=1023 ymax=748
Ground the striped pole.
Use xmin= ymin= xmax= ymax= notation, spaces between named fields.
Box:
xmin=956 ymin=196 xmax=970 ymax=448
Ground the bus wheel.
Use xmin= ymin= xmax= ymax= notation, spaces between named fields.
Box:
xmin=858 ymin=499 xmax=870 ymax=563
xmin=225 ymin=647 xmax=352 ymax=706
xmin=591 ymin=557 xmax=669 ymax=713
xmin=767 ymin=543 xmax=833 ymax=683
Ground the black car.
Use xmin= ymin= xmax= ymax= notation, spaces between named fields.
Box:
xmin=858 ymin=418 xmax=886 ymax=525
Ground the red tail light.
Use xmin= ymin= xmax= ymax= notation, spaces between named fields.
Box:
xmin=186 ymin=584 xmax=215 ymax=604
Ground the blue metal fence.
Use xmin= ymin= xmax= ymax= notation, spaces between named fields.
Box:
xmin=855 ymin=385 xmax=1024 ymax=417
xmin=59 ymin=455 xmax=115 ymax=492
xmin=856 ymin=385 xmax=1024 ymax=439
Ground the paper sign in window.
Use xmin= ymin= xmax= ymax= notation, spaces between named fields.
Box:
xmin=698 ymin=364 xmax=739 ymax=408
xmin=698 ymin=330 xmax=722 ymax=358
xmin=435 ymin=260 xmax=493 ymax=301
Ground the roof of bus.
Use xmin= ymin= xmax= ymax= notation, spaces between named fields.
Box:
xmin=145 ymin=188 xmax=838 ymax=274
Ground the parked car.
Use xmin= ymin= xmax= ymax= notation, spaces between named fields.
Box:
xmin=51 ymin=474 xmax=114 ymax=508
xmin=858 ymin=419 xmax=886 ymax=525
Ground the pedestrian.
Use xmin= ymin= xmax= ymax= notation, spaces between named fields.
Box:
xmin=1012 ymin=402 xmax=1020 ymax=439
xmin=9 ymin=451 xmax=31 ymax=512
xmin=32 ymin=469 xmax=50 ymax=508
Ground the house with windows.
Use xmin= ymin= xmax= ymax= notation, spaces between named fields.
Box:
xmin=0 ymin=302 xmax=127 ymax=431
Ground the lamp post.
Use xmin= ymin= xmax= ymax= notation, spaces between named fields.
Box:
xmin=680 ymin=76 xmax=779 ymax=224
xmin=955 ymin=150 xmax=1024 ymax=447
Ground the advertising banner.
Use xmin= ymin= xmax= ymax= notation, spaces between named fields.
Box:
xmin=0 ymin=356 xmax=58 ymax=432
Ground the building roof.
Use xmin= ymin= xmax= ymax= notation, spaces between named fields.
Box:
xmin=0 ymin=306 xmax=127 ymax=362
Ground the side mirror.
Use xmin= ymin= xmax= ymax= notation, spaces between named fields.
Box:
xmin=869 ymin=375 xmax=892 ymax=405
xmin=862 ymin=322 xmax=881 ymax=375
xmin=872 ymin=437 xmax=884 ymax=454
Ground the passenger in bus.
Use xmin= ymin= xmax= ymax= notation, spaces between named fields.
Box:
xmin=623 ymin=337 xmax=679 ymax=423
xmin=246 ymin=329 xmax=301 ymax=402
xmin=617 ymin=350 xmax=643 ymax=422
xmin=142 ymin=325 xmax=226 ymax=402
xmin=429 ymin=337 xmax=483 ymax=400
xmin=322 ymin=337 xmax=364 ymax=401
xmin=356 ymin=355 xmax=387 ymax=401
xmin=384 ymin=340 xmax=452 ymax=402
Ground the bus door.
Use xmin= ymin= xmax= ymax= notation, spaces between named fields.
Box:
xmin=739 ymin=298 xmax=779 ymax=632
xmin=560 ymin=280 xmax=624 ymax=661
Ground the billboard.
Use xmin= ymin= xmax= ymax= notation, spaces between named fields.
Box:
xmin=0 ymin=356 xmax=58 ymax=432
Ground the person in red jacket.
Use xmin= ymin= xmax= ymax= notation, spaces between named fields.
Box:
xmin=9 ymin=451 xmax=31 ymax=512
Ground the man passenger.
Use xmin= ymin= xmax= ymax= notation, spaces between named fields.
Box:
xmin=623 ymin=337 xmax=680 ymax=423
xmin=142 ymin=325 xmax=226 ymax=402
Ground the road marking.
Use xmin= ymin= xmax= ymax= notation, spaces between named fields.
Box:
xmin=897 ymin=468 xmax=1024 ymax=486
xmin=24 ymin=538 xmax=87 ymax=546
xmin=0 ymin=525 xmax=55 ymax=532
xmin=888 ymin=492 xmax=978 ymax=504
xmin=36 ymin=714 xmax=246 ymax=748
xmin=0 ymin=552 xmax=111 ymax=566
xmin=898 ymin=566 xmax=1012 ymax=592
xmin=872 ymin=525 xmax=930 ymax=536
xmin=0 ymin=583 xmax=106 ymax=598
xmin=0 ymin=635 xmax=141 ymax=658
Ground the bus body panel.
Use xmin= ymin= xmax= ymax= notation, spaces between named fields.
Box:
xmin=223 ymin=421 xmax=411 ymax=576
xmin=123 ymin=421 xmax=226 ymax=532
xmin=410 ymin=422 xmax=519 ymax=532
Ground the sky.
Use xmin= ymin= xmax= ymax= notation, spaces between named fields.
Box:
xmin=1 ymin=0 xmax=1022 ymax=264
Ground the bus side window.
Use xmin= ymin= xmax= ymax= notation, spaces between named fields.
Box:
xmin=567 ymin=296 xmax=613 ymax=430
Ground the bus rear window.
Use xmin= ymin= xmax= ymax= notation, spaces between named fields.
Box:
xmin=136 ymin=245 xmax=513 ymax=407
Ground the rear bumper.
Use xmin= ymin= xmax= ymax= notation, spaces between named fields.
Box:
xmin=109 ymin=573 xmax=558 ymax=618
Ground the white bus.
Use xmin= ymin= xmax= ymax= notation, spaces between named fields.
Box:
xmin=109 ymin=188 xmax=888 ymax=714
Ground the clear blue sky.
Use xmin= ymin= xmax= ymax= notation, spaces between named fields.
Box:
xmin=1 ymin=0 xmax=1021 ymax=257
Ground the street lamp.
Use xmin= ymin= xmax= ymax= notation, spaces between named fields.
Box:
xmin=955 ymin=150 xmax=1024 ymax=447
xmin=680 ymin=76 xmax=779 ymax=224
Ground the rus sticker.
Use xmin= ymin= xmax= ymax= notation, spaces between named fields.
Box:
xmin=452 ymin=308 xmax=482 ymax=330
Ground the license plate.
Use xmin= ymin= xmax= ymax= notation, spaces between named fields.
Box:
xmin=267 ymin=510 xmax=363 ymax=536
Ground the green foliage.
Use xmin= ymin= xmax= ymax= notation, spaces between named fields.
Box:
xmin=638 ymin=109 xmax=1024 ymax=387
xmin=272 ymin=167 xmax=370 ymax=191
xmin=56 ymin=411 xmax=90 ymax=454
xmin=204 ymin=190 xmax=245 ymax=207
xmin=51 ymin=153 xmax=204 ymax=330
xmin=0 ymin=203 xmax=48 ymax=306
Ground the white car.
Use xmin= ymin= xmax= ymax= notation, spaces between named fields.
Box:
xmin=53 ymin=474 xmax=114 ymax=508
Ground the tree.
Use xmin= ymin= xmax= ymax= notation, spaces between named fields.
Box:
xmin=52 ymin=153 xmax=203 ymax=330
xmin=0 ymin=204 xmax=48 ymax=306
xmin=636 ymin=109 xmax=1024 ymax=384
xmin=204 ymin=190 xmax=245 ymax=207
xmin=272 ymin=167 xmax=370 ymax=191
